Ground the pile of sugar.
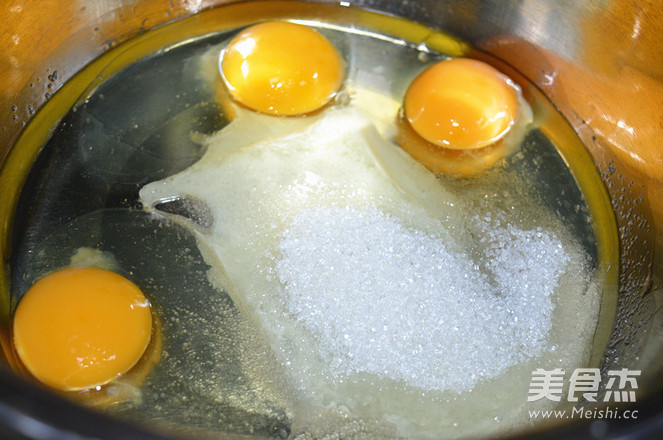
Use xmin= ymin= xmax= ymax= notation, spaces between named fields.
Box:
xmin=276 ymin=205 xmax=570 ymax=392
xmin=139 ymin=105 xmax=581 ymax=426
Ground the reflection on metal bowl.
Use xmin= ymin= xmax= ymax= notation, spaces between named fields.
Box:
xmin=1 ymin=1 xmax=662 ymax=439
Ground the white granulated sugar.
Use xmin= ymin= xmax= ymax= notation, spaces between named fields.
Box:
xmin=140 ymin=104 xmax=582 ymax=435
xmin=277 ymin=206 xmax=568 ymax=392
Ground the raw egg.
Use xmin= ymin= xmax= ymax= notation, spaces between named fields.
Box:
xmin=404 ymin=58 xmax=519 ymax=150
xmin=12 ymin=266 xmax=153 ymax=391
xmin=220 ymin=21 xmax=344 ymax=116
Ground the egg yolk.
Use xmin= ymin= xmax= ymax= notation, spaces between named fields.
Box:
xmin=12 ymin=267 xmax=153 ymax=391
xmin=395 ymin=114 xmax=508 ymax=177
xmin=404 ymin=58 xmax=519 ymax=150
xmin=220 ymin=21 xmax=344 ymax=116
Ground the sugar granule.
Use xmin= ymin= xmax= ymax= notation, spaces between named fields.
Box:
xmin=276 ymin=205 xmax=569 ymax=392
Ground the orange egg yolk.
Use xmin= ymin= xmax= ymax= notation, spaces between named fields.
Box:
xmin=404 ymin=58 xmax=519 ymax=150
xmin=396 ymin=115 xmax=509 ymax=177
xmin=221 ymin=21 xmax=344 ymax=116
xmin=12 ymin=267 xmax=153 ymax=391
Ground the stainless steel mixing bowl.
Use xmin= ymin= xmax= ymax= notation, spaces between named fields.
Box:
xmin=1 ymin=1 xmax=662 ymax=438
